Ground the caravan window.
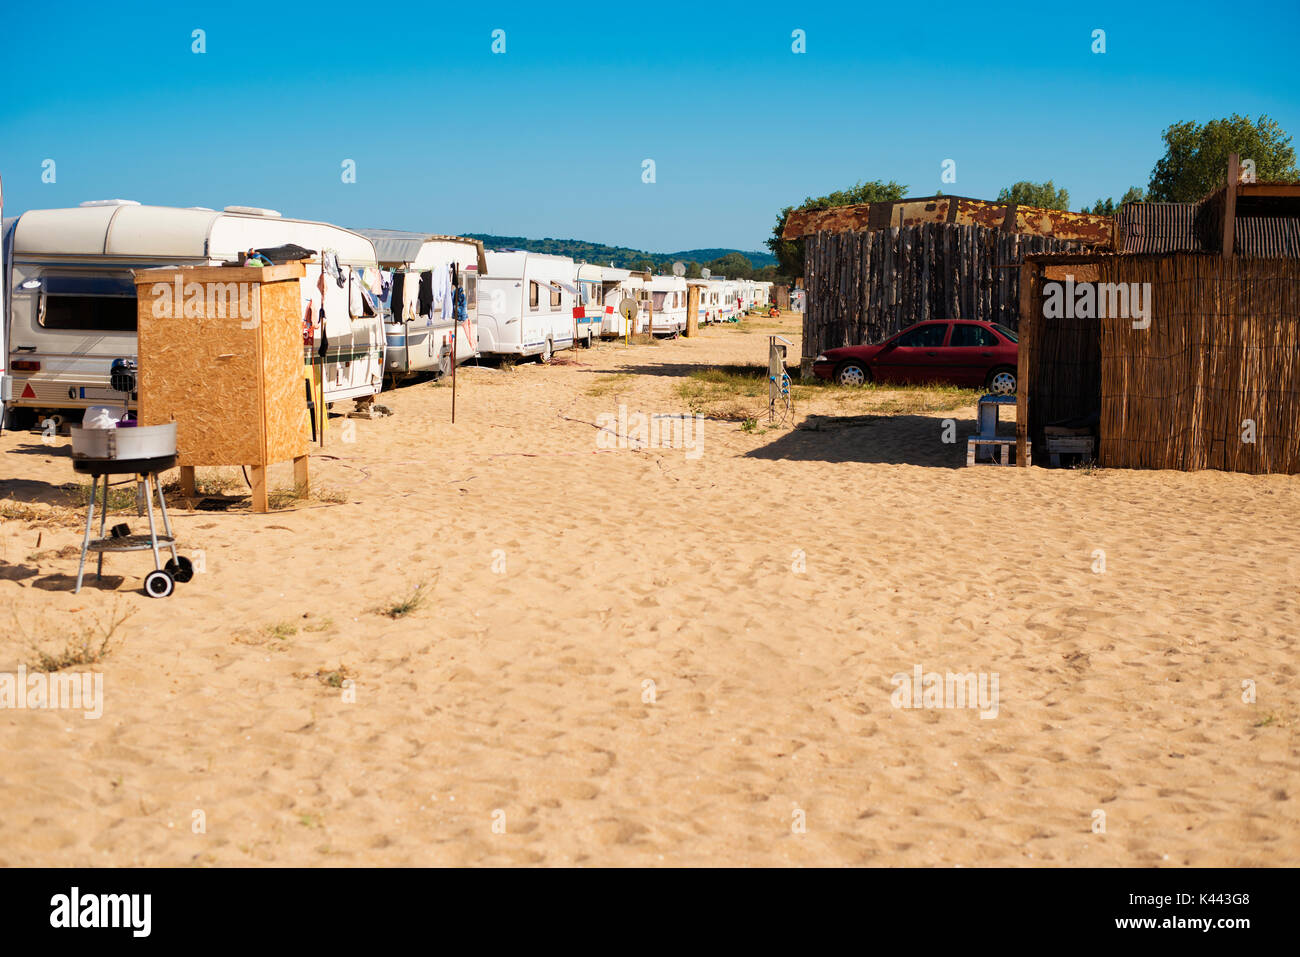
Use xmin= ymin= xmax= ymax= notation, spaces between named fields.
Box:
xmin=549 ymin=283 xmax=561 ymax=309
xmin=39 ymin=271 xmax=138 ymax=331
xmin=529 ymin=281 xmax=540 ymax=311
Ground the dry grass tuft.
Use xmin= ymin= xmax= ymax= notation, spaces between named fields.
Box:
xmin=676 ymin=364 xmax=980 ymax=422
xmin=23 ymin=605 xmax=135 ymax=673
xmin=298 ymin=665 xmax=356 ymax=689
xmin=585 ymin=373 xmax=634 ymax=398
xmin=376 ymin=580 xmax=433 ymax=619
xmin=0 ymin=498 xmax=82 ymax=528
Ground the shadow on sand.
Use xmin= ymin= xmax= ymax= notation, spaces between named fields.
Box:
xmin=745 ymin=413 xmax=983 ymax=469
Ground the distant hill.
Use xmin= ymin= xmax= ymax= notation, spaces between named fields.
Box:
xmin=463 ymin=234 xmax=777 ymax=272
xmin=667 ymin=248 xmax=775 ymax=266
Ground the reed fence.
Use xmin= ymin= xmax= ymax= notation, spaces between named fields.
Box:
xmin=1019 ymin=253 xmax=1300 ymax=473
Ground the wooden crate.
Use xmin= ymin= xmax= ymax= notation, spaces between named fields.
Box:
xmin=967 ymin=436 xmax=1029 ymax=466
xmin=134 ymin=263 xmax=310 ymax=512
xmin=1045 ymin=433 xmax=1096 ymax=467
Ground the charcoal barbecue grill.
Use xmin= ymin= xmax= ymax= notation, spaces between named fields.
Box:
xmin=69 ymin=359 xmax=193 ymax=597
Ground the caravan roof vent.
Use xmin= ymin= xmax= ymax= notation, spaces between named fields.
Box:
xmin=224 ymin=205 xmax=282 ymax=218
xmin=79 ymin=199 xmax=141 ymax=207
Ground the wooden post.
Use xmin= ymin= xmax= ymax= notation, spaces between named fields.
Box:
xmin=685 ymin=285 xmax=700 ymax=337
xmin=1016 ymin=260 xmax=1035 ymax=467
xmin=179 ymin=465 xmax=196 ymax=499
xmin=293 ymin=454 xmax=309 ymax=494
xmin=1222 ymin=152 xmax=1239 ymax=260
xmin=249 ymin=465 xmax=268 ymax=513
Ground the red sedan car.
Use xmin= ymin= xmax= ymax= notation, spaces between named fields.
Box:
xmin=812 ymin=319 xmax=1019 ymax=393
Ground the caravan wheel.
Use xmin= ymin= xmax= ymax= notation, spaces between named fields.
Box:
xmin=436 ymin=353 xmax=453 ymax=379
xmin=539 ymin=340 xmax=553 ymax=364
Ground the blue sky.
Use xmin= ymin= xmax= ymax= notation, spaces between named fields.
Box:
xmin=2 ymin=0 xmax=1297 ymax=253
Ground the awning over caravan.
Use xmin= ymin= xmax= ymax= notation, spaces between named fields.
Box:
xmin=551 ymin=279 xmax=579 ymax=295
xmin=354 ymin=228 xmax=489 ymax=274
xmin=355 ymin=229 xmax=426 ymax=266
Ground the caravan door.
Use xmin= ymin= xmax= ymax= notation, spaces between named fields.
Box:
xmin=301 ymin=262 xmax=386 ymax=403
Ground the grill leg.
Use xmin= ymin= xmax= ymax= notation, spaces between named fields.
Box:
xmin=152 ymin=473 xmax=179 ymax=564
xmin=142 ymin=472 xmax=163 ymax=572
xmin=75 ymin=477 xmax=96 ymax=594
xmin=95 ymin=474 xmax=109 ymax=579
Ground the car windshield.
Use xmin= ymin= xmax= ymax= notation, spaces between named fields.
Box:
xmin=993 ymin=323 xmax=1019 ymax=343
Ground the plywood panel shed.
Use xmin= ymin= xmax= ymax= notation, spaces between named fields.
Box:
xmin=134 ymin=263 xmax=310 ymax=511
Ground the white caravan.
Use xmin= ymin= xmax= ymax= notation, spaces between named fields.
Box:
xmin=599 ymin=267 xmax=654 ymax=337
xmin=572 ymin=263 xmax=604 ymax=348
xmin=477 ymin=251 xmax=576 ymax=361
xmin=692 ymin=278 xmax=722 ymax=325
xmin=737 ymin=279 xmax=755 ymax=313
xmin=356 ymin=229 xmax=485 ymax=380
xmin=718 ymin=279 xmax=740 ymax=322
xmin=647 ymin=276 xmax=687 ymax=335
xmin=3 ymin=202 xmax=384 ymax=425
xmin=598 ymin=266 xmax=630 ymax=337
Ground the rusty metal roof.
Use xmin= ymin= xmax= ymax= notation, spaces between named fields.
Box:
xmin=1235 ymin=216 xmax=1300 ymax=257
xmin=782 ymin=194 xmax=1113 ymax=245
xmin=1113 ymin=203 xmax=1200 ymax=253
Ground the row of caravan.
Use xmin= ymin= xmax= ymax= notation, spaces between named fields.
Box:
xmin=0 ymin=202 xmax=773 ymax=425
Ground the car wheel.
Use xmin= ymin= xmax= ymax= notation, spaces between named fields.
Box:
xmin=835 ymin=362 xmax=869 ymax=387
xmin=5 ymin=407 xmax=37 ymax=431
xmin=986 ymin=367 xmax=1017 ymax=395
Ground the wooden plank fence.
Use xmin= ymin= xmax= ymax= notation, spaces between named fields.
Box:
xmin=801 ymin=223 xmax=1092 ymax=369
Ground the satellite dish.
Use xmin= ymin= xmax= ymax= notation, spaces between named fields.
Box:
xmin=672 ymin=261 xmax=686 ymax=277
xmin=619 ymin=297 xmax=639 ymax=320
xmin=701 ymin=268 xmax=711 ymax=279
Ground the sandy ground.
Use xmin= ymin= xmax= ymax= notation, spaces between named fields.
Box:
xmin=1 ymin=312 xmax=1297 ymax=867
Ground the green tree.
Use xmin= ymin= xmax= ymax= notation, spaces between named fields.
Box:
xmin=685 ymin=261 xmax=703 ymax=278
xmin=767 ymin=179 xmax=908 ymax=278
xmin=629 ymin=258 xmax=655 ymax=274
xmin=705 ymin=252 xmax=754 ymax=279
xmin=997 ymin=180 xmax=1070 ymax=210
xmin=1085 ymin=186 xmax=1147 ymax=215
xmin=1148 ymin=114 xmax=1298 ymax=202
